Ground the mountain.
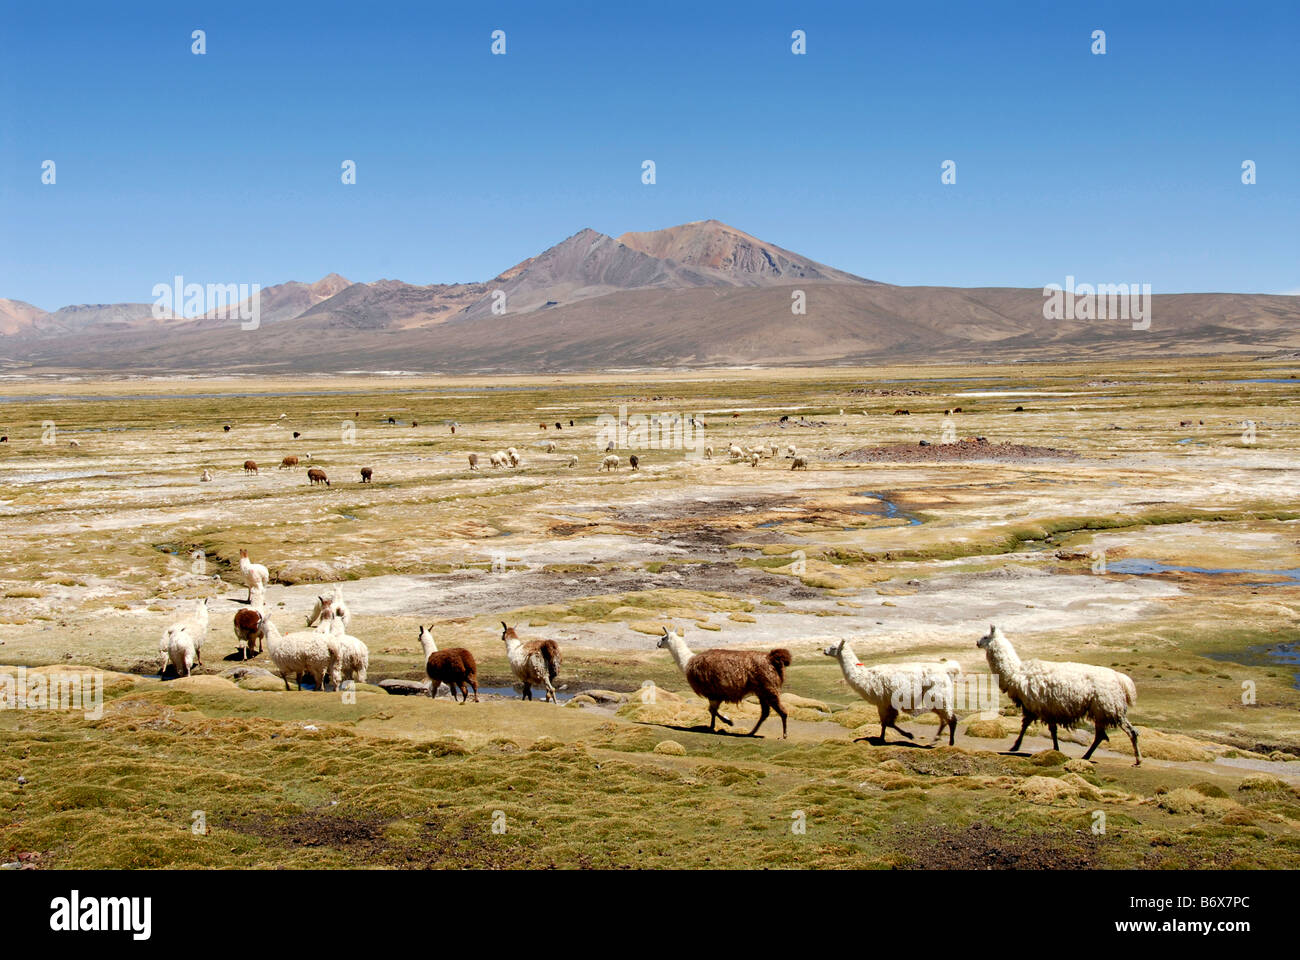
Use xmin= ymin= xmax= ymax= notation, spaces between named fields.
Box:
xmin=3 ymin=220 xmax=1298 ymax=372
xmin=616 ymin=219 xmax=871 ymax=286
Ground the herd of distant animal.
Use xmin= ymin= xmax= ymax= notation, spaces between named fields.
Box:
xmin=156 ymin=545 xmax=1142 ymax=765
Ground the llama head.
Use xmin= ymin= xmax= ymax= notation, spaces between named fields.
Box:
xmin=656 ymin=626 xmax=682 ymax=649
xmin=976 ymin=624 xmax=1001 ymax=649
xmin=239 ymin=549 xmax=248 ymax=559
xmin=821 ymin=639 xmax=846 ymax=658
xmin=501 ymin=622 xmax=517 ymax=642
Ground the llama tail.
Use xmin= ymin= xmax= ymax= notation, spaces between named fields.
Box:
xmin=768 ymin=648 xmax=793 ymax=680
xmin=1121 ymin=674 xmax=1137 ymax=707
xmin=538 ymin=639 xmax=561 ymax=681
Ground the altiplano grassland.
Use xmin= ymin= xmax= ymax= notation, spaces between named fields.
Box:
xmin=1 ymin=359 xmax=1299 ymax=869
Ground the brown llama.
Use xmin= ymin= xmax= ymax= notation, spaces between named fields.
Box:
xmin=307 ymin=468 xmax=330 ymax=486
xmin=243 ymin=460 xmax=258 ymax=474
xmin=233 ymin=607 xmax=267 ymax=659
xmin=417 ymin=626 xmax=479 ymax=703
xmin=656 ymin=627 xmax=790 ymax=738
xmin=279 ymin=455 xmax=299 ymax=469
xmin=360 ymin=467 xmax=373 ymax=482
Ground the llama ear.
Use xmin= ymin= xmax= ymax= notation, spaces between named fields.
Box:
xmin=501 ymin=621 xmax=508 ymax=631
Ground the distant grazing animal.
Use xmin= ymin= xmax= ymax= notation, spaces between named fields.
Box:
xmin=159 ymin=599 xmax=210 ymax=678
xmin=412 ymin=421 xmax=419 ymax=428
xmin=944 ymin=409 xmax=951 ymax=416
xmin=238 ymin=549 xmax=270 ymax=603
xmin=543 ymin=440 xmax=557 ymax=453
xmin=387 ymin=417 xmax=396 ymax=424
xmin=656 ymin=627 xmax=790 ymax=738
xmin=1014 ymin=406 xmax=1025 ymax=412
xmin=555 ymin=422 xmax=562 ymax=430
xmin=233 ymin=606 xmax=268 ymax=660
xmin=200 ymin=469 xmax=213 ymax=482
xmin=506 ymin=447 xmax=520 ymax=467
xmin=68 ymin=439 xmax=80 ymax=448
xmin=540 ymin=423 xmax=547 ymax=430
xmin=0 ymin=436 xmax=7 ymax=442
xmin=791 ymin=456 xmax=808 ymax=470
xmin=293 ymin=431 xmax=301 ymax=439
xmin=468 ymin=453 xmax=480 ymax=470
xmin=360 ymin=467 xmax=373 ymax=482
xmin=704 ymin=445 xmax=713 ymax=459
xmin=601 ymin=454 xmax=619 ymax=471
xmin=822 ymin=639 xmax=961 ymax=745
xmin=565 ymin=455 xmax=578 ymax=468
xmin=750 ymin=452 xmax=760 ymax=467
xmin=418 ymin=625 xmax=479 ymax=703
xmin=728 ymin=444 xmax=743 ymax=460
xmin=892 ymin=409 xmax=909 ymax=416
xmin=223 ymin=425 xmax=231 ymax=432
xmin=490 ymin=451 xmax=507 ymax=468
xmin=605 ymin=440 xmax=615 ymax=452
xmin=243 ymin=460 xmax=258 ymax=474
xmin=307 ymin=468 xmax=330 ymax=486
xmin=977 ymin=625 xmax=1140 ymax=765
xmin=500 ymin=623 xmax=562 ymax=702
xmin=952 ymin=407 xmax=962 ymax=413
xmin=280 ymin=456 xmax=299 ymax=469
xmin=629 ymin=455 xmax=639 ymax=470
xmin=451 ymin=425 xmax=455 ymax=434
xmin=785 ymin=445 xmax=797 ymax=458
xmin=569 ymin=420 xmax=574 ymax=427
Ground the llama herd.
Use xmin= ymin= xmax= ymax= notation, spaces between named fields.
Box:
xmin=156 ymin=547 xmax=1142 ymax=766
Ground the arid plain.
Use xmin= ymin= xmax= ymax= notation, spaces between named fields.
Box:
xmin=1 ymin=358 xmax=1297 ymax=869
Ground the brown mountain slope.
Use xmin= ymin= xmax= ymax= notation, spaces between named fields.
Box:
xmin=616 ymin=219 xmax=871 ymax=286
xmin=9 ymin=283 xmax=1297 ymax=373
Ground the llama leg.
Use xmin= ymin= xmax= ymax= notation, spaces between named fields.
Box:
xmin=890 ymin=718 xmax=914 ymax=740
xmin=1048 ymin=723 xmax=1059 ymax=751
xmin=947 ymin=718 xmax=957 ymax=746
xmin=772 ymin=698 xmax=787 ymax=739
xmin=1082 ymin=723 xmax=1108 ymax=761
xmin=544 ymin=680 xmax=556 ymax=703
xmin=747 ymin=701 xmax=771 ymax=737
xmin=470 ymin=678 xmax=479 ymax=702
xmin=1119 ymin=717 xmax=1141 ymax=766
xmin=1009 ymin=712 xmax=1033 ymax=752
xmin=521 ymin=683 xmax=531 ymax=701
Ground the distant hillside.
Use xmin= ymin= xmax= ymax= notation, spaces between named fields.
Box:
xmin=3 ymin=220 xmax=1298 ymax=373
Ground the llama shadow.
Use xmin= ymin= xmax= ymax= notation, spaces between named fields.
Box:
xmin=647 ymin=721 xmax=771 ymax=739
xmin=852 ymin=735 xmax=932 ymax=749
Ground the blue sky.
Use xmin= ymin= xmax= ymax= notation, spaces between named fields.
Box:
xmin=1 ymin=0 xmax=1296 ymax=310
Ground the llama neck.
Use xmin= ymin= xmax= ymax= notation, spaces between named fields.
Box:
xmin=835 ymin=642 xmax=859 ymax=679
xmin=663 ymin=636 xmax=694 ymax=673
xmin=984 ymin=633 xmax=1022 ymax=686
xmin=419 ymin=634 xmax=437 ymax=659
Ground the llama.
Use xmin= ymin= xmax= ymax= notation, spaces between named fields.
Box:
xmin=656 ymin=627 xmax=790 ymax=738
xmin=264 ymin=613 xmax=339 ymax=692
xmin=417 ymin=625 xmax=479 ymax=702
xmin=243 ymin=460 xmax=258 ymax=474
xmin=977 ymin=625 xmax=1140 ymax=765
xmin=543 ymin=440 xmax=557 ymax=453
xmin=200 ymin=469 xmax=213 ymax=482
xmin=159 ymin=599 xmax=210 ymax=678
xmin=749 ymin=452 xmax=759 ymax=467
xmin=490 ymin=451 xmax=507 ymax=468
xmin=327 ymin=616 xmax=369 ymax=684
xmin=565 ymin=455 xmax=578 ymax=468
xmin=468 ymin=453 xmax=480 ymax=470
xmin=279 ymin=456 xmax=299 ymax=469
xmin=307 ymin=584 xmax=350 ymax=629
xmin=822 ymin=639 xmax=960 ymax=745
xmin=233 ymin=606 xmax=268 ymax=660
xmin=500 ymin=623 xmax=562 ymax=702
xmin=506 ymin=447 xmax=520 ymax=467
xmin=307 ymin=468 xmax=330 ymax=486
xmin=629 ymin=455 xmax=639 ymax=470
xmin=704 ymin=445 xmax=713 ymax=459
xmin=360 ymin=467 xmax=373 ymax=482
xmin=791 ymin=456 xmax=808 ymax=470
xmin=238 ymin=549 xmax=269 ymax=604
xmin=728 ymin=444 xmax=743 ymax=460
xmin=601 ymin=454 xmax=619 ymax=471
